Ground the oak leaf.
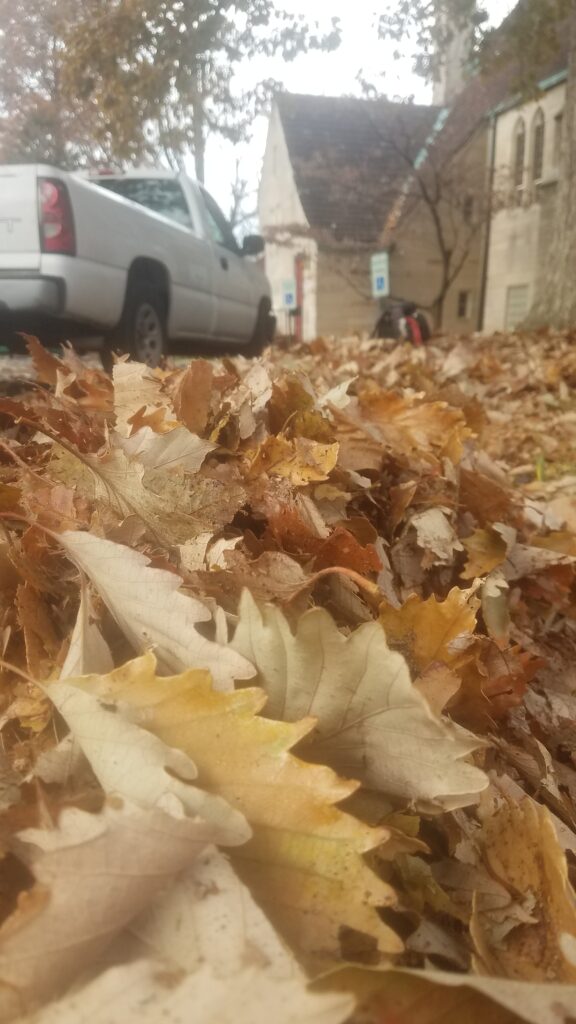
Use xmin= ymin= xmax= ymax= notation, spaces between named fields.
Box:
xmin=231 ymin=592 xmax=487 ymax=812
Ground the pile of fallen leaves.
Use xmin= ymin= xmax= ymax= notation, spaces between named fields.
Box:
xmin=0 ymin=331 xmax=575 ymax=1023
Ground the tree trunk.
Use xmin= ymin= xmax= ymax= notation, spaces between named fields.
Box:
xmin=530 ymin=1 xmax=576 ymax=326
xmin=192 ymin=61 xmax=206 ymax=185
xmin=432 ymin=295 xmax=445 ymax=329
xmin=192 ymin=97 xmax=205 ymax=184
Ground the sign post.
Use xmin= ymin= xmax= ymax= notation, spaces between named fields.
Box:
xmin=370 ymin=252 xmax=390 ymax=300
xmin=282 ymin=278 xmax=297 ymax=340
xmin=282 ymin=279 xmax=297 ymax=311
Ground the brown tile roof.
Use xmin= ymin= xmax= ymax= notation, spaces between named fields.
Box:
xmin=276 ymin=93 xmax=442 ymax=245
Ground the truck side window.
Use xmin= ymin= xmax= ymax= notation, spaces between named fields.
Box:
xmin=96 ymin=178 xmax=194 ymax=230
xmin=200 ymin=187 xmax=239 ymax=254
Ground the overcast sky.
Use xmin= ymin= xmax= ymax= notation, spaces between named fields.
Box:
xmin=204 ymin=0 xmax=517 ymax=219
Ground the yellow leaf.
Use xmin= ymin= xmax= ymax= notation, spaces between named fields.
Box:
xmin=379 ymin=586 xmax=480 ymax=675
xmin=317 ymin=967 xmax=576 ymax=1024
xmin=247 ymin=436 xmax=339 ymax=486
xmin=67 ymin=654 xmax=402 ymax=969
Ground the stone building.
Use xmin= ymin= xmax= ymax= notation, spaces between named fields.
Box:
xmin=484 ymin=69 xmax=567 ymax=330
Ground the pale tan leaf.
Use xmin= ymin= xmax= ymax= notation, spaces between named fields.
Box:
xmin=133 ymin=846 xmax=299 ymax=979
xmin=0 ymin=803 xmax=226 ymax=1021
xmin=51 ymin=446 xmax=205 ymax=545
xmin=23 ymin=959 xmax=354 ymax=1024
xmin=58 ymin=531 xmax=253 ymax=689
xmin=113 ymin=362 xmax=175 ymax=437
xmin=60 ymin=579 xmax=113 ymax=679
xmin=411 ymin=508 xmax=464 ymax=566
xmin=118 ymin=425 xmax=216 ymax=472
xmin=231 ymin=592 xmax=487 ymax=812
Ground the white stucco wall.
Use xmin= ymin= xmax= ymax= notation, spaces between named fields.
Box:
xmin=258 ymin=104 xmax=318 ymax=340
xmin=484 ymin=80 xmax=565 ymax=330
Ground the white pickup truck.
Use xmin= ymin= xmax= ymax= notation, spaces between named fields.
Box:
xmin=0 ymin=166 xmax=274 ymax=367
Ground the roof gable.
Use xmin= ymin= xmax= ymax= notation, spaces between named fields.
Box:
xmin=276 ymin=93 xmax=442 ymax=245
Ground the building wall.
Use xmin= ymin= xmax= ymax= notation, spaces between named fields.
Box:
xmin=388 ymin=127 xmax=488 ymax=334
xmin=258 ymin=104 xmax=318 ymax=340
xmin=484 ymin=80 xmax=565 ymax=331
xmin=316 ymin=247 xmax=376 ymax=337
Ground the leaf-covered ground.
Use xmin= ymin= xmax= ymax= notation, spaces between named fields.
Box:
xmin=0 ymin=331 xmax=575 ymax=1023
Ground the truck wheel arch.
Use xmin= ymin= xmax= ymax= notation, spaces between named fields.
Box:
xmin=120 ymin=258 xmax=170 ymax=326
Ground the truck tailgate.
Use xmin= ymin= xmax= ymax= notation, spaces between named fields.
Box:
xmin=0 ymin=165 xmax=41 ymax=270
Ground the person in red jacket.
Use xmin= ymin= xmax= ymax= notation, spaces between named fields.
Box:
xmin=399 ymin=303 xmax=431 ymax=346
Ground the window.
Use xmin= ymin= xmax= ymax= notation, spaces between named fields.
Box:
xmin=532 ymin=109 xmax=545 ymax=182
xmin=513 ymin=118 xmax=526 ymax=189
xmin=457 ymin=290 xmax=472 ymax=319
xmin=96 ymin=178 xmax=193 ymax=229
xmin=505 ymin=284 xmax=529 ymax=330
xmin=554 ymin=111 xmax=564 ymax=166
xmin=199 ymin=186 xmax=239 ymax=253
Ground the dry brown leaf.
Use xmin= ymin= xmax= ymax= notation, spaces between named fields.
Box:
xmin=471 ymin=796 xmax=576 ymax=983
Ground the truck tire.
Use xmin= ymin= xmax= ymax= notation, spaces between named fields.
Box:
xmin=241 ymin=299 xmax=275 ymax=358
xmin=102 ymin=284 xmax=167 ymax=371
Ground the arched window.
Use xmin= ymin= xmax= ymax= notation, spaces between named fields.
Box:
xmin=532 ymin=108 xmax=545 ymax=182
xmin=513 ymin=118 xmax=526 ymax=189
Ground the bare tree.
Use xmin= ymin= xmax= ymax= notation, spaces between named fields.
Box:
xmin=228 ymin=159 xmax=258 ymax=235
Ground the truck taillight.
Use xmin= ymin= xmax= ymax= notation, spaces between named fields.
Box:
xmin=38 ymin=178 xmax=76 ymax=256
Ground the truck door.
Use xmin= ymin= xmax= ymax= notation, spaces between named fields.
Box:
xmin=198 ymin=187 xmax=257 ymax=340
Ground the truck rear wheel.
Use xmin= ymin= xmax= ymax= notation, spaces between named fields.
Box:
xmin=102 ymin=284 xmax=167 ymax=371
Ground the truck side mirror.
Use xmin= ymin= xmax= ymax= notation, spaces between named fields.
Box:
xmin=242 ymin=234 xmax=265 ymax=257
